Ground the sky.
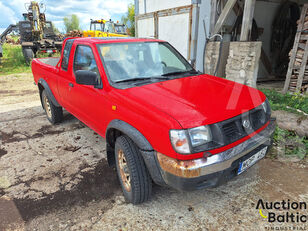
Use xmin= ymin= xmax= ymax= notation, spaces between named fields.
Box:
xmin=0 ymin=0 xmax=133 ymax=34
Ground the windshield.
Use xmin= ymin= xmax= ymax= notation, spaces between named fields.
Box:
xmin=91 ymin=23 xmax=103 ymax=31
xmin=115 ymin=25 xmax=125 ymax=33
xmin=97 ymin=42 xmax=194 ymax=83
xmin=104 ymin=21 xmax=115 ymax=33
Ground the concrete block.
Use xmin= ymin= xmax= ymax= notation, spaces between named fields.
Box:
xmin=225 ymin=41 xmax=262 ymax=88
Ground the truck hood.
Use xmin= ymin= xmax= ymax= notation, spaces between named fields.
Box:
xmin=121 ymin=74 xmax=266 ymax=128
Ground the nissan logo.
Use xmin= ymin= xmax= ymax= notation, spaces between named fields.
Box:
xmin=242 ymin=119 xmax=251 ymax=129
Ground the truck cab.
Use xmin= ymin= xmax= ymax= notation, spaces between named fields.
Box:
xmin=32 ymin=37 xmax=275 ymax=204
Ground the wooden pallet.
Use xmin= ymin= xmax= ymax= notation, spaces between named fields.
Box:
xmin=283 ymin=4 xmax=308 ymax=93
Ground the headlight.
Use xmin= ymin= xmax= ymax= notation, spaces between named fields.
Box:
xmin=261 ymin=101 xmax=267 ymax=113
xmin=170 ymin=130 xmax=190 ymax=154
xmin=188 ymin=126 xmax=212 ymax=147
xmin=170 ymin=126 xmax=212 ymax=154
xmin=261 ymin=99 xmax=271 ymax=115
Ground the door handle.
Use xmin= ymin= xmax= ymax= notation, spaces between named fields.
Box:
xmin=69 ymin=83 xmax=74 ymax=87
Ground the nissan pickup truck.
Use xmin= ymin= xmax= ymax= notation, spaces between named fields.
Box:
xmin=32 ymin=37 xmax=275 ymax=204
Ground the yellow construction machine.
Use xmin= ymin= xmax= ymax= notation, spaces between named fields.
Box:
xmin=83 ymin=19 xmax=128 ymax=37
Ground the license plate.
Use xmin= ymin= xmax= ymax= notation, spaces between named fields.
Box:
xmin=237 ymin=147 xmax=267 ymax=175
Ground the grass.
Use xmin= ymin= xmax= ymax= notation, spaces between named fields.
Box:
xmin=0 ymin=42 xmax=60 ymax=75
xmin=272 ymin=127 xmax=308 ymax=160
xmin=260 ymin=89 xmax=307 ymax=159
xmin=0 ymin=43 xmax=31 ymax=75
xmin=260 ymin=88 xmax=308 ymax=115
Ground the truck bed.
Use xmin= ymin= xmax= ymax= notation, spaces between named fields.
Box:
xmin=37 ymin=57 xmax=60 ymax=67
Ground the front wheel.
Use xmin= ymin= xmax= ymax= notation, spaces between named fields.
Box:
xmin=115 ymin=135 xmax=152 ymax=204
xmin=41 ymin=90 xmax=63 ymax=124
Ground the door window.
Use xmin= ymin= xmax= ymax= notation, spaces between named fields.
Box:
xmin=73 ymin=45 xmax=99 ymax=76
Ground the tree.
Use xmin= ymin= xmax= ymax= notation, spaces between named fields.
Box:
xmin=63 ymin=14 xmax=80 ymax=33
xmin=51 ymin=23 xmax=60 ymax=34
xmin=121 ymin=3 xmax=135 ymax=37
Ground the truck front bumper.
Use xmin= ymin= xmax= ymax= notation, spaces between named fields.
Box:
xmin=144 ymin=118 xmax=276 ymax=191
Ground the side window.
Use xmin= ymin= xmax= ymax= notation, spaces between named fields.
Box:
xmin=73 ymin=46 xmax=99 ymax=75
xmin=61 ymin=39 xmax=74 ymax=71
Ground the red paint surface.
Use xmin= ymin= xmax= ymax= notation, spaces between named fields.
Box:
xmin=32 ymin=37 xmax=267 ymax=160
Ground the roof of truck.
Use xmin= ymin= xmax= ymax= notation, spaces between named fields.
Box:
xmin=66 ymin=37 xmax=164 ymax=44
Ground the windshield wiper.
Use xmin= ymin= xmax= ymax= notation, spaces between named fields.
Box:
xmin=161 ymin=70 xmax=200 ymax=76
xmin=114 ymin=76 xmax=169 ymax=84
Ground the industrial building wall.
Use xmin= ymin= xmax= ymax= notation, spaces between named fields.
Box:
xmin=158 ymin=14 xmax=190 ymax=58
xmin=138 ymin=0 xmax=191 ymax=14
xmin=135 ymin=0 xmax=214 ymax=71
xmin=136 ymin=0 xmax=193 ymax=59
xmin=136 ymin=18 xmax=154 ymax=38
xmin=195 ymin=0 xmax=211 ymax=72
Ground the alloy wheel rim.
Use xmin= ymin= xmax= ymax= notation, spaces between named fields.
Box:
xmin=118 ymin=149 xmax=131 ymax=192
xmin=43 ymin=95 xmax=52 ymax=118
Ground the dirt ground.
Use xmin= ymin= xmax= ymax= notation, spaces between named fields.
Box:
xmin=0 ymin=73 xmax=307 ymax=231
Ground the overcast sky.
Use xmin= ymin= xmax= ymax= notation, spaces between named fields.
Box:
xmin=0 ymin=0 xmax=133 ymax=33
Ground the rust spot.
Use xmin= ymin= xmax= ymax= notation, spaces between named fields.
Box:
xmin=156 ymin=152 xmax=202 ymax=178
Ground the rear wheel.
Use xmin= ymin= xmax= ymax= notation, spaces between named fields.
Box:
xmin=41 ymin=90 xmax=63 ymax=124
xmin=22 ymin=47 xmax=34 ymax=65
xmin=115 ymin=135 xmax=152 ymax=204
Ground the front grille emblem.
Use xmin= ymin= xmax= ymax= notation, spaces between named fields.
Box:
xmin=242 ymin=119 xmax=251 ymax=129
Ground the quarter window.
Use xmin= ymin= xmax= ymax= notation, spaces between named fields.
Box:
xmin=61 ymin=39 xmax=74 ymax=71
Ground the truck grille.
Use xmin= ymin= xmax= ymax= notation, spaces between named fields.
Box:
xmin=221 ymin=108 xmax=268 ymax=144
xmin=191 ymin=100 xmax=271 ymax=153
xmin=222 ymin=121 xmax=241 ymax=143
xmin=250 ymin=109 xmax=266 ymax=130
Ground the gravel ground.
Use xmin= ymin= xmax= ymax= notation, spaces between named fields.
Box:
xmin=0 ymin=73 xmax=307 ymax=231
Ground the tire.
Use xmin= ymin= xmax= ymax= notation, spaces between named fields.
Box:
xmin=22 ymin=47 xmax=34 ymax=65
xmin=41 ymin=90 xmax=63 ymax=124
xmin=115 ymin=135 xmax=152 ymax=204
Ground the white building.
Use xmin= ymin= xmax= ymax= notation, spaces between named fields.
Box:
xmin=134 ymin=0 xmax=306 ymax=89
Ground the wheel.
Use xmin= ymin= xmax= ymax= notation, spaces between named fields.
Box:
xmin=115 ymin=135 xmax=152 ymax=204
xmin=41 ymin=90 xmax=63 ymax=124
xmin=22 ymin=47 xmax=34 ymax=65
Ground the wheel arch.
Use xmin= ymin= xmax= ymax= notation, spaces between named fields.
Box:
xmin=38 ymin=78 xmax=61 ymax=108
xmin=105 ymin=120 xmax=153 ymax=166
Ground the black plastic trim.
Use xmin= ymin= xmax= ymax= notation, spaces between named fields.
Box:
xmin=106 ymin=119 xmax=153 ymax=151
xmin=106 ymin=120 xmax=165 ymax=184
xmin=38 ymin=78 xmax=61 ymax=107
xmin=140 ymin=150 xmax=167 ymax=186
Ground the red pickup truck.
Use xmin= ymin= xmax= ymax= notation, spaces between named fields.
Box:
xmin=32 ymin=37 xmax=275 ymax=204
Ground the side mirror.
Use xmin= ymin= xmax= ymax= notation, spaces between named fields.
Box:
xmin=75 ymin=70 xmax=100 ymax=87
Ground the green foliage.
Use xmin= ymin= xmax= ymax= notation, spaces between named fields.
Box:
xmin=121 ymin=3 xmax=135 ymax=36
xmin=9 ymin=35 xmax=20 ymax=42
xmin=63 ymin=14 xmax=81 ymax=33
xmin=273 ymin=127 xmax=308 ymax=159
xmin=260 ymin=89 xmax=307 ymax=160
xmin=0 ymin=44 xmax=60 ymax=75
xmin=0 ymin=44 xmax=30 ymax=75
xmin=260 ymin=88 xmax=308 ymax=115
xmin=51 ymin=23 xmax=60 ymax=34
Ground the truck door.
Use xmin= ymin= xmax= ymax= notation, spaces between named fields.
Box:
xmin=57 ymin=39 xmax=75 ymax=110
xmin=66 ymin=44 xmax=108 ymax=131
